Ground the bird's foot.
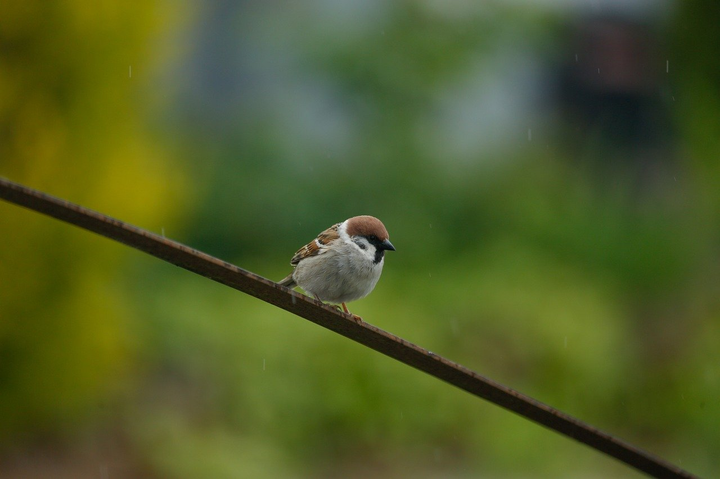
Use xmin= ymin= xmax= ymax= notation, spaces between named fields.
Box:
xmin=341 ymin=303 xmax=363 ymax=323
xmin=316 ymin=300 xmax=363 ymax=323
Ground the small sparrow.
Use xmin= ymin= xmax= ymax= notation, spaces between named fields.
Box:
xmin=279 ymin=216 xmax=395 ymax=318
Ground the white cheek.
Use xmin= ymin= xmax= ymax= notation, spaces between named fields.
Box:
xmin=352 ymin=239 xmax=374 ymax=260
xmin=359 ymin=244 xmax=377 ymax=263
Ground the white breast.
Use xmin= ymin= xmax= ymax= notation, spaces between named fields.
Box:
xmin=292 ymin=239 xmax=384 ymax=304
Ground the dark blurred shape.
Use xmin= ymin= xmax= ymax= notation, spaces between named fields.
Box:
xmin=556 ymin=15 xmax=675 ymax=186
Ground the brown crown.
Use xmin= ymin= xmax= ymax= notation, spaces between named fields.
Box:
xmin=345 ymin=215 xmax=389 ymax=240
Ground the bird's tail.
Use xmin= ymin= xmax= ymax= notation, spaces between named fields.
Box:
xmin=278 ymin=274 xmax=296 ymax=288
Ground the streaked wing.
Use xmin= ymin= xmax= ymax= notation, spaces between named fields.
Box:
xmin=290 ymin=223 xmax=340 ymax=266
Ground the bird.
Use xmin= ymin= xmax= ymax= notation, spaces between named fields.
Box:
xmin=278 ymin=215 xmax=395 ymax=320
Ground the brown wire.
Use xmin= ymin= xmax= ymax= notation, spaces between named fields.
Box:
xmin=0 ymin=177 xmax=695 ymax=478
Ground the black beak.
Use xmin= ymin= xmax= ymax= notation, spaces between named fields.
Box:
xmin=380 ymin=239 xmax=396 ymax=251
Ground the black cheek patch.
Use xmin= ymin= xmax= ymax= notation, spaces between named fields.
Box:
xmin=374 ymin=249 xmax=385 ymax=264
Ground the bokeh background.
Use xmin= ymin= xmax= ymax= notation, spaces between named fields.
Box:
xmin=1 ymin=1 xmax=719 ymax=477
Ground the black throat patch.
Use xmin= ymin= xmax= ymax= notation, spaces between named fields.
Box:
xmin=363 ymin=235 xmax=387 ymax=265
xmin=373 ymin=248 xmax=385 ymax=264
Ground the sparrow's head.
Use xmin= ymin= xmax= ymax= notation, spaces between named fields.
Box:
xmin=345 ymin=216 xmax=395 ymax=263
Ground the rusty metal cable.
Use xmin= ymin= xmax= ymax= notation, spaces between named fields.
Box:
xmin=0 ymin=176 xmax=695 ymax=478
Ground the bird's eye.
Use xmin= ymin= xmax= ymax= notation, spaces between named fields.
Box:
xmin=369 ymin=235 xmax=378 ymax=242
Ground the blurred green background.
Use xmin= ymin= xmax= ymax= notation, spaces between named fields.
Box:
xmin=1 ymin=1 xmax=719 ymax=477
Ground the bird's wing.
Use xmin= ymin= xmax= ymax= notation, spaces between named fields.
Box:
xmin=289 ymin=223 xmax=341 ymax=266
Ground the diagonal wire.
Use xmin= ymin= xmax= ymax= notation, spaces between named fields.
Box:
xmin=0 ymin=176 xmax=695 ymax=478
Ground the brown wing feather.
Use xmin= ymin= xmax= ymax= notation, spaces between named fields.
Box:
xmin=289 ymin=223 xmax=341 ymax=266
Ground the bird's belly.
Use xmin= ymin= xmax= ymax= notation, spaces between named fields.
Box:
xmin=293 ymin=253 xmax=383 ymax=304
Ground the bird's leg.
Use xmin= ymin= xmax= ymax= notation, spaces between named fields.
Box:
xmin=315 ymin=295 xmax=344 ymax=314
xmin=314 ymin=297 xmax=362 ymax=322
xmin=315 ymin=294 xmax=336 ymax=310
xmin=342 ymin=303 xmax=363 ymax=323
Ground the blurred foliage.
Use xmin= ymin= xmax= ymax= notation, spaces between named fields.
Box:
xmin=0 ymin=0 xmax=187 ymax=449
xmin=2 ymin=1 xmax=720 ymax=478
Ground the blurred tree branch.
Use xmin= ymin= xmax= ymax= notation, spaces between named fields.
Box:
xmin=0 ymin=176 xmax=694 ymax=479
